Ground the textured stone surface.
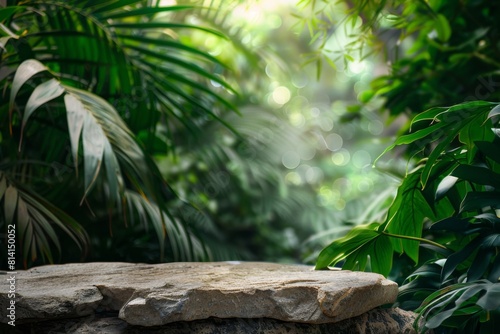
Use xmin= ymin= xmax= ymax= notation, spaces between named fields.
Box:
xmin=1 ymin=308 xmax=419 ymax=334
xmin=0 ymin=262 xmax=398 ymax=326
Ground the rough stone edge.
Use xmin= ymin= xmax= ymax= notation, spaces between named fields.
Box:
xmin=0 ymin=308 xmax=422 ymax=334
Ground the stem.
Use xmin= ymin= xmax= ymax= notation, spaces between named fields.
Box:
xmin=381 ymin=231 xmax=448 ymax=250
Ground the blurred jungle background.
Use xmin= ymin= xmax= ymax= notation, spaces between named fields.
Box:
xmin=0 ymin=0 xmax=400 ymax=267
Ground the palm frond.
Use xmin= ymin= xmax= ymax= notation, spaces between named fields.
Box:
xmin=0 ymin=171 xmax=89 ymax=267
xmin=124 ymin=190 xmax=211 ymax=261
xmin=0 ymin=0 xmax=243 ymax=266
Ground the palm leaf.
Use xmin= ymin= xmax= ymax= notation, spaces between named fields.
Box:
xmin=0 ymin=172 xmax=89 ymax=267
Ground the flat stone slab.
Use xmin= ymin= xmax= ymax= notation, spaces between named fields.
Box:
xmin=0 ymin=262 xmax=398 ymax=326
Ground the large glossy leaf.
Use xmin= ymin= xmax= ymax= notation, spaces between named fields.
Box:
xmin=315 ymin=222 xmax=393 ymax=276
xmin=376 ymin=121 xmax=447 ymax=162
xmin=383 ymin=169 xmax=435 ymax=263
xmin=451 ymin=164 xmax=500 ymax=189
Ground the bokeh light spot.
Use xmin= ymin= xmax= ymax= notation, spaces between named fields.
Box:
xmin=348 ymin=60 xmax=369 ymax=74
xmin=289 ymin=112 xmax=305 ymax=128
xmin=331 ymin=149 xmax=350 ymax=166
xmin=306 ymin=166 xmax=324 ymax=184
xmin=285 ymin=172 xmax=301 ymax=185
xmin=352 ymin=150 xmax=372 ymax=168
xmin=272 ymin=86 xmax=291 ymax=105
xmin=268 ymin=14 xmax=282 ymax=29
xmin=333 ymin=177 xmax=352 ymax=195
xmin=282 ymin=151 xmax=301 ymax=169
xmin=319 ymin=117 xmax=334 ymax=131
xmin=357 ymin=178 xmax=373 ymax=192
xmin=325 ymin=133 xmax=343 ymax=151
xmin=368 ymin=120 xmax=384 ymax=135
xmin=298 ymin=144 xmax=316 ymax=160
xmin=292 ymin=73 xmax=309 ymax=88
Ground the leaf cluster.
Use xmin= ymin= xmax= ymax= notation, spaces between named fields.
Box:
xmin=317 ymin=99 xmax=500 ymax=332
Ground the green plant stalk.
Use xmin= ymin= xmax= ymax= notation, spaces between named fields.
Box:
xmin=381 ymin=231 xmax=448 ymax=250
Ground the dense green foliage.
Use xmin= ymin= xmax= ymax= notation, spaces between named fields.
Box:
xmin=0 ymin=0 xmax=241 ymax=267
xmin=312 ymin=0 xmax=500 ymax=332
xmin=2 ymin=0 xmax=377 ymax=268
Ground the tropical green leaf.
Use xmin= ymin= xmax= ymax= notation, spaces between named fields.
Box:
xmin=436 ymin=175 xmax=458 ymax=200
xmin=451 ymin=164 xmax=500 ymax=189
xmin=460 ymin=191 xmax=500 ymax=213
xmin=430 ymin=216 xmax=470 ymax=233
xmin=468 ymin=248 xmax=495 ymax=281
xmin=442 ymin=237 xmax=482 ymax=280
xmin=0 ymin=176 xmax=88 ymax=266
xmin=64 ymin=93 xmax=85 ymax=173
xmin=98 ymin=6 xmax=195 ymax=19
xmin=0 ymin=6 xmax=24 ymax=23
xmin=81 ymin=108 xmax=106 ymax=198
xmin=109 ymin=22 xmax=227 ymax=39
xmin=125 ymin=44 xmax=235 ymax=94
xmin=9 ymin=59 xmax=50 ymax=113
xmin=21 ymin=78 xmax=65 ymax=143
xmin=344 ymin=232 xmax=393 ymax=275
xmin=383 ymin=169 xmax=434 ymax=263
xmin=410 ymin=106 xmax=448 ymax=127
xmin=488 ymin=255 xmax=500 ymax=282
xmin=476 ymin=140 xmax=500 ymax=165
xmin=434 ymin=14 xmax=451 ymax=42
xmin=420 ymin=126 xmax=461 ymax=187
xmin=476 ymin=283 xmax=500 ymax=309
xmin=487 ymin=104 xmax=500 ymax=120
xmin=117 ymin=34 xmax=227 ymax=67
xmin=417 ymin=281 xmax=500 ymax=331
xmin=103 ymin=139 xmax=124 ymax=210
xmin=86 ymin=0 xmax=144 ymax=14
xmin=315 ymin=222 xmax=393 ymax=276
xmin=124 ymin=190 xmax=209 ymax=262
